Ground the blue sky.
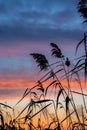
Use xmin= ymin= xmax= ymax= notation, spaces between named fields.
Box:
xmin=0 ymin=0 xmax=86 ymax=42
xmin=0 ymin=0 xmax=86 ymax=101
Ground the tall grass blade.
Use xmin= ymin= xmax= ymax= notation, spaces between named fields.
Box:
xmin=81 ymin=105 xmax=85 ymax=129
xmin=29 ymin=103 xmax=52 ymax=119
xmin=85 ymin=58 xmax=87 ymax=77
xmin=23 ymin=88 xmax=29 ymax=97
xmin=71 ymin=90 xmax=87 ymax=96
xmin=65 ymin=96 xmax=70 ymax=116
xmin=45 ymin=80 xmax=57 ymax=96
xmin=0 ymin=114 xmax=4 ymax=129
xmin=60 ymin=111 xmax=74 ymax=123
xmin=56 ymin=88 xmax=63 ymax=109
xmin=37 ymin=81 xmax=44 ymax=93
xmin=15 ymin=85 xmax=37 ymax=106
xmin=76 ymin=38 xmax=84 ymax=54
xmin=15 ymin=103 xmax=30 ymax=120
xmin=0 ymin=103 xmax=13 ymax=109
xmin=34 ymin=99 xmax=52 ymax=104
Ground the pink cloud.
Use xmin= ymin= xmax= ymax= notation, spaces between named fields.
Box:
xmin=0 ymin=40 xmax=50 ymax=56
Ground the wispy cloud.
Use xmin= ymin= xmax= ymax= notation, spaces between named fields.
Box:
xmin=0 ymin=0 xmax=86 ymax=43
xmin=0 ymin=0 xmax=86 ymax=102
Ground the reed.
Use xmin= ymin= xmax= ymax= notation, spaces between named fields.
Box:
xmin=0 ymin=35 xmax=87 ymax=130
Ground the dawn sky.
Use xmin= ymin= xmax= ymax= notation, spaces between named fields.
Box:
xmin=0 ymin=0 xmax=87 ymax=102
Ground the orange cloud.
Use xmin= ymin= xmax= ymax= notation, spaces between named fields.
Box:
xmin=0 ymin=73 xmax=86 ymax=102
xmin=0 ymin=79 xmax=36 ymax=88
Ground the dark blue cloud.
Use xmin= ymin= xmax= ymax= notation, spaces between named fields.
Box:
xmin=0 ymin=0 xmax=86 ymax=44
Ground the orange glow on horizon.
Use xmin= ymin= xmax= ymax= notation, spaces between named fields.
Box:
xmin=0 ymin=76 xmax=86 ymax=88
xmin=0 ymin=76 xmax=86 ymax=101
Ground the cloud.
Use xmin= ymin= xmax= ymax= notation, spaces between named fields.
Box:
xmin=0 ymin=0 xmax=85 ymax=45
xmin=0 ymin=78 xmax=36 ymax=88
xmin=0 ymin=24 xmax=85 ymax=42
xmin=0 ymin=0 xmax=86 ymax=103
xmin=0 ymin=75 xmax=86 ymax=101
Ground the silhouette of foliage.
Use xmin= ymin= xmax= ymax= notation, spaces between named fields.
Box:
xmin=50 ymin=43 xmax=64 ymax=58
xmin=77 ymin=0 xmax=87 ymax=23
xmin=30 ymin=53 xmax=49 ymax=71
xmin=65 ymin=57 xmax=71 ymax=67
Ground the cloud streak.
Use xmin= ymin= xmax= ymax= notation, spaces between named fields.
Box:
xmin=0 ymin=0 xmax=86 ymax=103
xmin=0 ymin=0 xmax=86 ymax=44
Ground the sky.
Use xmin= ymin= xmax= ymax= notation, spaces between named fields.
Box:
xmin=0 ymin=0 xmax=87 ymax=104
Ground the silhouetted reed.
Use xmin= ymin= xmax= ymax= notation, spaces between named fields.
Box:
xmin=0 ymin=34 xmax=87 ymax=130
